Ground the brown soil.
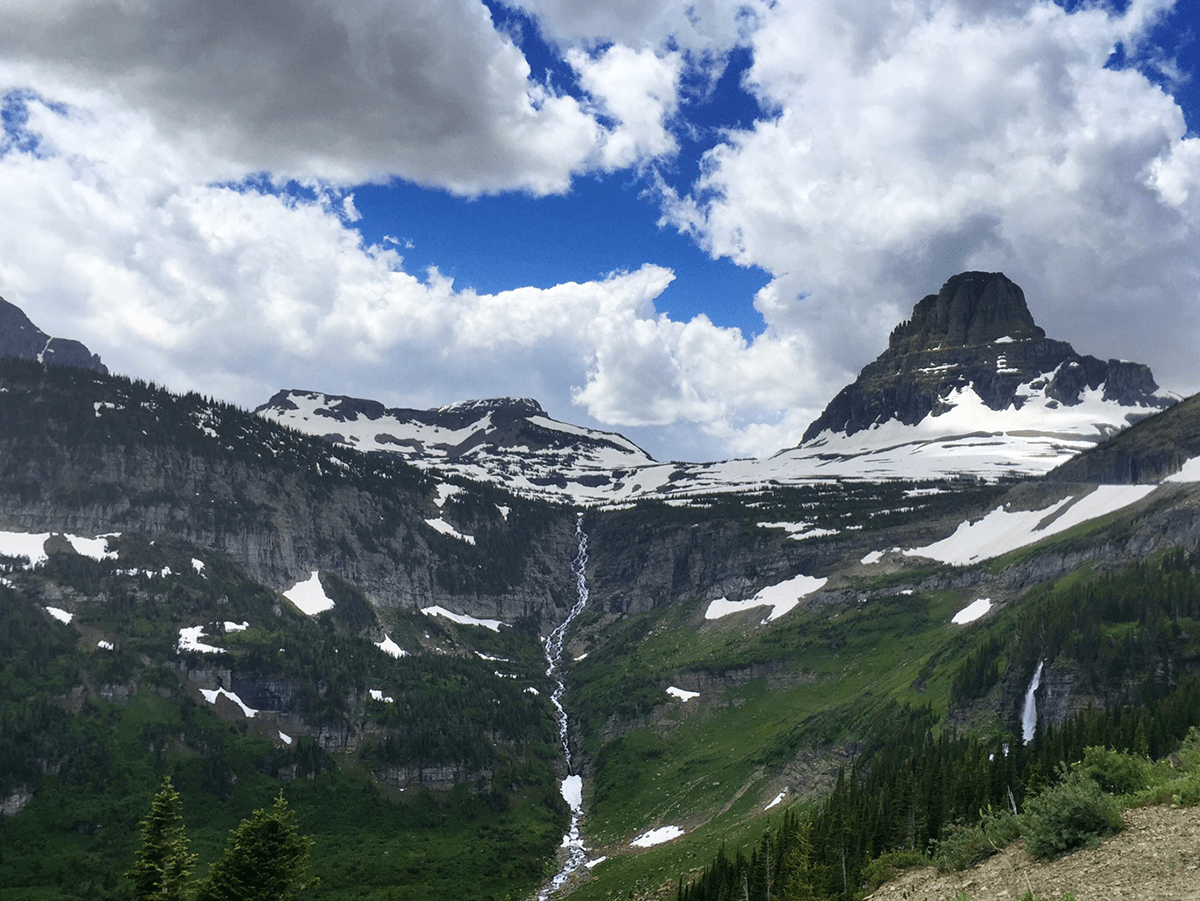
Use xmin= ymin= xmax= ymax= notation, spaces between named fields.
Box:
xmin=867 ymin=806 xmax=1200 ymax=901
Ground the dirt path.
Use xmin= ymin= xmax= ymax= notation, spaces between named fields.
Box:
xmin=867 ymin=806 xmax=1200 ymax=901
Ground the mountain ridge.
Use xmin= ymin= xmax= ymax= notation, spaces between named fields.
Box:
xmin=258 ymin=272 xmax=1176 ymax=501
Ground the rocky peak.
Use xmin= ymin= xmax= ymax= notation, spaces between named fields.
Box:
xmin=888 ymin=272 xmax=1044 ymax=353
xmin=801 ymin=272 xmax=1173 ymax=443
xmin=0 ymin=297 xmax=107 ymax=374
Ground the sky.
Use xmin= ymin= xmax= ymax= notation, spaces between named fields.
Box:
xmin=0 ymin=0 xmax=1198 ymax=464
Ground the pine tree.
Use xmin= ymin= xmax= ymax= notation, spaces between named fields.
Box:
xmin=128 ymin=776 xmax=197 ymax=901
xmin=196 ymin=793 xmax=317 ymax=901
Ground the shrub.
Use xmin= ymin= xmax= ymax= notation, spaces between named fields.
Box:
xmin=861 ymin=849 xmax=927 ymax=890
xmin=1080 ymin=746 xmax=1147 ymax=795
xmin=1020 ymin=768 xmax=1123 ymax=860
xmin=935 ymin=807 xmax=1020 ymax=872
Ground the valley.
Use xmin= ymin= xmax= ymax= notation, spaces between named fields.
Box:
xmin=2 ymin=274 xmax=1200 ymax=901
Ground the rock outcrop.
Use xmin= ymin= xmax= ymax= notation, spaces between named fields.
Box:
xmin=0 ymin=297 xmax=106 ymax=373
xmin=802 ymin=272 xmax=1172 ymax=441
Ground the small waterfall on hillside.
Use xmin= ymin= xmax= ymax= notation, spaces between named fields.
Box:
xmin=1021 ymin=661 xmax=1045 ymax=744
xmin=537 ymin=515 xmax=591 ymax=900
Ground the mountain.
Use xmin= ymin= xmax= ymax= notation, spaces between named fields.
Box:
xmin=0 ymin=296 xmax=106 ymax=373
xmin=6 ymin=290 xmax=1200 ymax=901
xmin=258 ymin=272 xmax=1175 ymax=501
xmin=256 ymin=390 xmax=659 ymax=503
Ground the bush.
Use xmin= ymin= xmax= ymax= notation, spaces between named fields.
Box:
xmin=1020 ymin=768 xmax=1123 ymax=860
xmin=860 ymin=849 xmax=927 ymax=890
xmin=935 ymin=806 xmax=1020 ymax=872
xmin=1080 ymin=746 xmax=1148 ymax=795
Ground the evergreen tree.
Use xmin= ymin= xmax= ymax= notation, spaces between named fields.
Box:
xmin=128 ymin=776 xmax=197 ymax=901
xmin=196 ymin=794 xmax=317 ymax=901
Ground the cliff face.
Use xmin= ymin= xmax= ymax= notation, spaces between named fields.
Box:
xmin=0 ymin=360 xmax=579 ymax=623
xmin=0 ymin=297 xmax=107 ymax=373
xmin=802 ymin=272 xmax=1172 ymax=442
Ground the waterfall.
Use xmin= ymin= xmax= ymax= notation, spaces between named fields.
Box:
xmin=537 ymin=515 xmax=591 ymax=900
xmin=1021 ymin=660 xmax=1044 ymax=744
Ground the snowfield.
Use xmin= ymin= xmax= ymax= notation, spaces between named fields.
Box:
xmin=706 ymin=573 xmax=828 ymax=623
xmin=905 ymin=485 xmax=1155 ymax=565
xmin=284 ymin=570 xmax=336 ymax=615
xmin=631 ymin=826 xmax=685 ymax=848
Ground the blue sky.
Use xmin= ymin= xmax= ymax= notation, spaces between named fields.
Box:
xmin=1 ymin=0 xmax=1198 ymax=462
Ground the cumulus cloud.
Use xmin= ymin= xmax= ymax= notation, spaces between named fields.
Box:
xmin=0 ymin=91 xmax=781 ymax=459
xmin=669 ymin=0 xmax=1200 ymax=404
xmin=0 ymin=0 xmax=652 ymax=194
xmin=1 ymin=0 xmax=1198 ymax=463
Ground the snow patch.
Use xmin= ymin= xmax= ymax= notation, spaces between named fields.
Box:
xmin=420 ymin=605 xmax=507 ymax=632
xmin=369 ymin=689 xmax=395 ymax=703
xmin=284 ymin=571 xmax=335 ymax=615
xmin=45 ymin=606 xmax=73 ymax=624
xmin=705 ymin=573 xmax=828 ymax=623
xmin=279 ymin=732 xmax=293 ymax=745
xmin=765 ymin=790 xmax=788 ymax=810
xmin=97 ymin=640 xmax=114 ymax=650
xmin=561 ymin=774 xmax=583 ymax=812
xmin=1165 ymin=456 xmax=1200 ymax=483
xmin=200 ymin=687 xmax=257 ymax=718
xmin=178 ymin=625 xmax=224 ymax=654
xmin=424 ymin=517 xmax=476 ymax=544
xmin=905 ymin=486 xmax=1154 ymax=565
xmin=952 ymin=598 xmax=992 ymax=625
xmin=631 ymin=825 xmax=684 ymax=847
xmin=666 ymin=686 xmax=700 ymax=702
xmin=376 ymin=634 xmax=407 ymax=658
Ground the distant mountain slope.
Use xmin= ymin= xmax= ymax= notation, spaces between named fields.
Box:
xmin=777 ymin=272 xmax=1175 ymax=480
xmin=1044 ymin=391 xmax=1200 ymax=484
xmin=259 ymin=273 xmax=1178 ymax=500
xmin=256 ymin=390 xmax=666 ymax=503
xmin=0 ymin=296 xmax=106 ymax=373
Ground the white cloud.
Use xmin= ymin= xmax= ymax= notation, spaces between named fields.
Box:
xmin=670 ymin=0 xmax=1200 ymax=407
xmin=0 ymin=0 xmax=1198 ymax=464
xmin=0 ymin=0 xmax=616 ymax=195
xmin=568 ymin=45 xmax=683 ymax=169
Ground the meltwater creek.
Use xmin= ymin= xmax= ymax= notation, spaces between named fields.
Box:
xmin=537 ymin=516 xmax=591 ymax=900
xmin=1021 ymin=660 xmax=1045 ymax=744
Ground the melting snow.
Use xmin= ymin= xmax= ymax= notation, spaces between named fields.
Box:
xmin=420 ymin=605 xmax=507 ymax=632
xmin=284 ymin=571 xmax=335 ymax=615
xmin=200 ymin=687 xmax=257 ymax=718
xmin=45 ymin=606 xmax=73 ymax=624
xmin=424 ymin=517 xmax=476 ymax=544
xmin=279 ymin=732 xmax=293 ymax=745
xmin=666 ymin=686 xmax=699 ymax=702
xmin=706 ymin=573 xmax=828 ymax=623
xmin=97 ymin=640 xmax=114 ymax=650
xmin=376 ymin=634 xmax=407 ymax=658
xmin=178 ymin=626 xmax=224 ymax=654
xmin=1166 ymin=456 xmax=1200 ymax=483
xmin=586 ymin=857 xmax=607 ymax=869
xmin=861 ymin=550 xmax=884 ymax=565
xmin=905 ymin=485 xmax=1154 ymax=565
xmin=765 ymin=791 xmax=788 ymax=810
xmin=631 ymin=826 xmax=685 ymax=847
xmin=561 ymin=774 xmax=583 ymax=812
xmin=192 ymin=558 xmax=206 ymax=575
xmin=952 ymin=598 xmax=992 ymax=625
xmin=369 ymin=689 xmax=395 ymax=703
xmin=224 ymin=621 xmax=249 ymax=632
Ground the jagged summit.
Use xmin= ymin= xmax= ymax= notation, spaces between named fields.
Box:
xmin=888 ymin=271 xmax=1044 ymax=352
xmin=0 ymin=297 xmax=107 ymax=373
xmin=801 ymin=272 xmax=1171 ymax=443
xmin=257 ymin=389 xmax=658 ymax=501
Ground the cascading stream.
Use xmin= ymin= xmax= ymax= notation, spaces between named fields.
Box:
xmin=1021 ymin=660 xmax=1044 ymax=744
xmin=537 ymin=515 xmax=590 ymax=901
